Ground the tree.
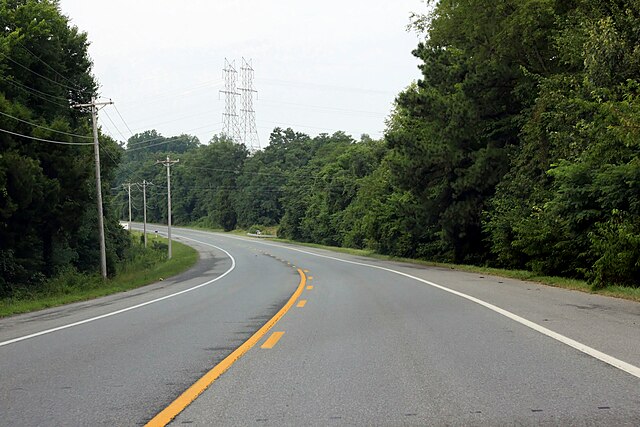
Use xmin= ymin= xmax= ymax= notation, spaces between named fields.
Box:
xmin=0 ymin=0 xmax=127 ymax=294
xmin=485 ymin=1 xmax=640 ymax=285
xmin=385 ymin=0 xmax=561 ymax=264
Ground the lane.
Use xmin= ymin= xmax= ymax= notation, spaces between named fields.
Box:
xmin=203 ymin=230 xmax=640 ymax=369
xmin=0 ymin=230 xmax=301 ymax=425
xmin=165 ymin=229 xmax=640 ymax=426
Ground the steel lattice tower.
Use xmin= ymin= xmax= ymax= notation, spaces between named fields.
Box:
xmin=238 ymin=57 xmax=260 ymax=152
xmin=220 ymin=58 xmax=241 ymax=142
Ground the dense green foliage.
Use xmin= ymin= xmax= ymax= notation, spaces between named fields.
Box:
xmin=0 ymin=0 xmax=128 ymax=297
xmin=114 ymin=0 xmax=639 ymax=288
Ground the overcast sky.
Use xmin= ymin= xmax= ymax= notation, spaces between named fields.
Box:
xmin=58 ymin=1 xmax=425 ymax=148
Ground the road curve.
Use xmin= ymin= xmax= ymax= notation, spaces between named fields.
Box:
xmin=1 ymin=225 xmax=639 ymax=426
xmin=0 ymin=228 xmax=300 ymax=425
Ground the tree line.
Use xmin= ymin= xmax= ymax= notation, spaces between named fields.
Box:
xmin=115 ymin=0 xmax=639 ymax=288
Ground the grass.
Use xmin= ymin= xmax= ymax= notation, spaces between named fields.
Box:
xmin=261 ymin=237 xmax=640 ymax=302
xmin=0 ymin=233 xmax=198 ymax=317
xmin=154 ymin=223 xmax=640 ymax=303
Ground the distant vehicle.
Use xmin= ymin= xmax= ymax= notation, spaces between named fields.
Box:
xmin=119 ymin=221 xmax=130 ymax=230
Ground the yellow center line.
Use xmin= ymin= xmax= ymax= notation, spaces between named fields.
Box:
xmin=261 ymin=331 xmax=284 ymax=349
xmin=297 ymin=299 xmax=307 ymax=308
xmin=303 ymin=269 xmax=310 ymax=273
xmin=306 ymin=285 xmax=313 ymax=290
xmin=145 ymin=269 xmax=307 ymax=427
xmin=308 ymin=276 xmax=314 ymax=280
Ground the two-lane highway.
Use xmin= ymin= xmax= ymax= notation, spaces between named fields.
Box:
xmin=1 ymin=226 xmax=639 ymax=426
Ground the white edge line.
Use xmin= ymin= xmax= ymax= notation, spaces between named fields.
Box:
xmin=192 ymin=230 xmax=640 ymax=380
xmin=0 ymin=236 xmax=235 ymax=348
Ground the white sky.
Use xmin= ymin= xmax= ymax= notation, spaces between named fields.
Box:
xmin=58 ymin=0 xmax=424 ymax=148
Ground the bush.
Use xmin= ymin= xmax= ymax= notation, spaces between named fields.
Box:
xmin=589 ymin=213 xmax=640 ymax=288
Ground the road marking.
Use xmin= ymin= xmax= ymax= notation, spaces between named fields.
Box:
xmin=261 ymin=331 xmax=285 ymax=349
xmin=297 ymin=300 xmax=307 ymax=308
xmin=307 ymin=285 xmax=313 ymax=290
xmin=0 ymin=235 xmax=236 ymax=348
xmin=304 ymin=269 xmax=310 ymax=273
xmin=308 ymin=276 xmax=314 ymax=280
xmin=145 ymin=268 xmax=306 ymax=427
xmin=205 ymin=231 xmax=640 ymax=380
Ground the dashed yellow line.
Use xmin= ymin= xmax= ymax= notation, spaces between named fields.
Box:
xmin=297 ymin=299 xmax=307 ymax=308
xmin=308 ymin=276 xmax=314 ymax=280
xmin=261 ymin=331 xmax=285 ymax=349
xmin=306 ymin=285 xmax=313 ymax=290
xmin=145 ymin=269 xmax=307 ymax=427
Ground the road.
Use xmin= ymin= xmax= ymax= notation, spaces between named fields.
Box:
xmin=1 ymin=225 xmax=639 ymax=426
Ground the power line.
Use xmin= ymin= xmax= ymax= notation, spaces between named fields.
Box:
xmin=113 ymin=104 xmax=135 ymax=136
xmin=0 ymin=111 xmax=92 ymax=139
xmin=98 ymin=144 xmax=121 ymax=167
xmin=118 ymin=79 xmax=224 ymax=107
xmin=99 ymin=120 xmax=117 ymax=140
xmin=14 ymin=41 xmax=88 ymax=92
xmin=177 ymin=164 xmax=287 ymax=177
xmin=125 ymin=123 xmax=222 ymax=148
xmin=124 ymin=138 xmax=180 ymax=153
xmin=257 ymin=78 xmax=393 ymax=96
xmin=259 ymin=99 xmax=386 ymax=118
xmin=0 ymin=75 xmax=71 ymax=102
xmin=0 ymin=126 xmax=93 ymax=145
xmin=0 ymin=53 xmax=92 ymax=95
xmin=257 ymin=120 xmax=384 ymax=137
xmin=127 ymin=107 xmax=222 ymax=132
xmin=99 ymin=145 xmax=146 ymax=183
xmin=0 ymin=76 xmax=71 ymax=108
xmin=146 ymin=185 xmax=285 ymax=195
xmin=102 ymin=109 xmax=128 ymax=142
xmin=124 ymin=130 xmax=222 ymax=152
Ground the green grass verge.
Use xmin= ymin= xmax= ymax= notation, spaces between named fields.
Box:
xmin=0 ymin=233 xmax=198 ymax=317
xmin=164 ymin=224 xmax=640 ymax=303
xmin=263 ymin=237 xmax=640 ymax=302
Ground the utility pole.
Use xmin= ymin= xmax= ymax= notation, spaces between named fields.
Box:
xmin=73 ymin=97 xmax=113 ymax=279
xmin=137 ymin=180 xmax=152 ymax=248
xmin=156 ymin=156 xmax=179 ymax=258
xmin=123 ymin=182 xmax=132 ymax=231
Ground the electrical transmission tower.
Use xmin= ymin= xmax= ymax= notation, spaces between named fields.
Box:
xmin=220 ymin=58 xmax=241 ymax=143
xmin=238 ymin=57 xmax=260 ymax=152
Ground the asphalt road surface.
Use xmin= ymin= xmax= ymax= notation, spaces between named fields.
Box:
xmin=1 ymin=225 xmax=639 ymax=426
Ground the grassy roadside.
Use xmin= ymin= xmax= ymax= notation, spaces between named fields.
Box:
xmin=263 ymin=236 xmax=640 ymax=303
xmin=0 ymin=233 xmax=198 ymax=317
xmin=271 ymin=239 xmax=640 ymax=302
xmin=190 ymin=227 xmax=640 ymax=302
xmin=173 ymin=223 xmax=640 ymax=303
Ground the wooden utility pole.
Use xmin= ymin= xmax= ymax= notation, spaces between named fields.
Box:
xmin=156 ymin=156 xmax=179 ymax=258
xmin=123 ymin=182 xmax=132 ymax=231
xmin=73 ymin=97 xmax=113 ymax=279
xmin=137 ymin=180 xmax=152 ymax=248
